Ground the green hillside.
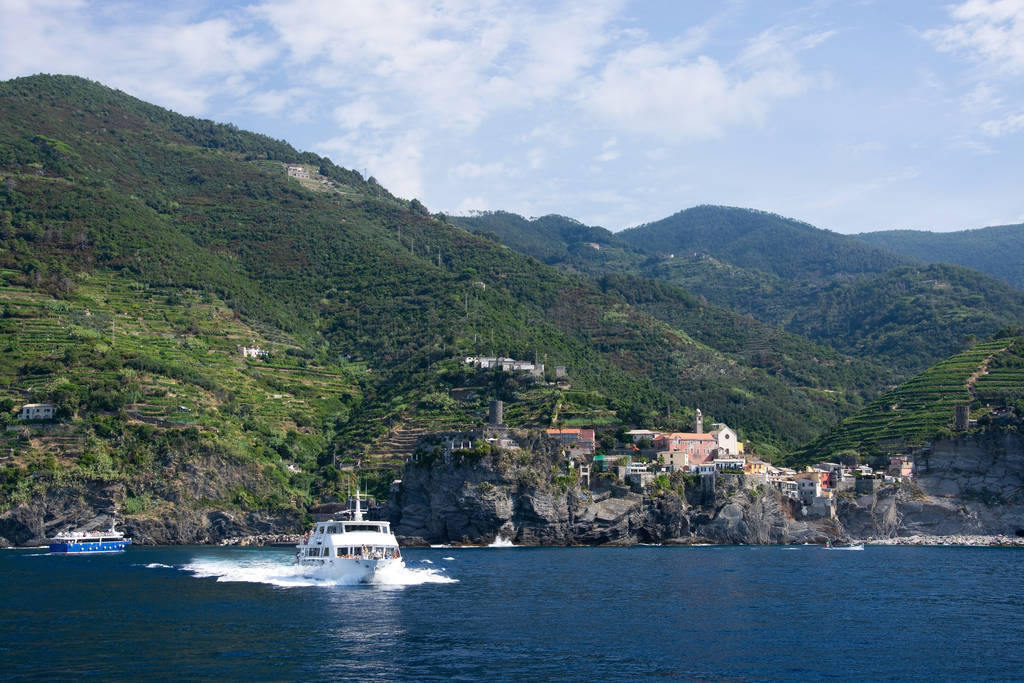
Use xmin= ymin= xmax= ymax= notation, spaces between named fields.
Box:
xmin=452 ymin=211 xmax=647 ymax=272
xmin=0 ymin=74 xmax=907 ymax=516
xmin=618 ymin=204 xmax=912 ymax=281
xmin=793 ymin=334 xmax=1024 ymax=465
xmin=459 ymin=205 xmax=1024 ymax=377
xmin=854 ymin=224 xmax=1024 ymax=290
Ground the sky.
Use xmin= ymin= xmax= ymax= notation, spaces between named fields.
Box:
xmin=2 ymin=0 xmax=1023 ymax=234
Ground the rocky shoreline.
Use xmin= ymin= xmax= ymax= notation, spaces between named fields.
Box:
xmin=217 ymin=533 xmax=302 ymax=546
xmin=861 ymin=534 xmax=1024 ymax=547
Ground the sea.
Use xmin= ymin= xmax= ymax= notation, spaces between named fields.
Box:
xmin=2 ymin=543 xmax=1023 ymax=681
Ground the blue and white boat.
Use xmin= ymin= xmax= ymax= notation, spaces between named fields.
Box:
xmin=48 ymin=521 xmax=132 ymax=553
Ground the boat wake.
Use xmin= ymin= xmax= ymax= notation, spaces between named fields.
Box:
xmin=175 ymin=555 xmax=456 ymax=587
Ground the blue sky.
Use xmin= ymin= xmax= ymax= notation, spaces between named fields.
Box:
xmin=2 ymin=0 xmax=1023 ymax=234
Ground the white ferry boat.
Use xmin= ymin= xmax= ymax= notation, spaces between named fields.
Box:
xmin=294 ymin=492 xmax=403 ymax=582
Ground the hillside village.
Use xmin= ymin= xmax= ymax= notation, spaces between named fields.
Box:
xmin=411 ymin=379 xmax=917 ymax=524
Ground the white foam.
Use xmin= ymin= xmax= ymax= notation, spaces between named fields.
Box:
xmin=488 ymin=536 xmax=516 ymax=547
xmin=418 ymin=559 xmax=434 ymax=564
xmin=442 ymin=556 xmax=455 ymax=561
xmin=368 ymin=561 xmax=457 ymax=586
xmin=176 ymin=555 xmax=456 ymax=588
xmin=144 ymin=562 xmax=174 ymax=569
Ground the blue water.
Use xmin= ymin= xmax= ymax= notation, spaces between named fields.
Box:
xmin=2 ymin=544 xmax=1023 ymax=680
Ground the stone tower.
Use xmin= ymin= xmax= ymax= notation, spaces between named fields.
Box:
xmin=694 ymin=408 xmax=703 ymax=434
xmin=954 ymin=404 xmax=970 ymax=431
xmin=489 ymin=400 xmax=504 ymax=427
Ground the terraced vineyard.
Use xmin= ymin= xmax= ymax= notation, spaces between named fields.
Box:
xmin=793 ymin=336 xmax=1023 ymax=464
xmin=0 ymin=270 xmax=371 ymax=504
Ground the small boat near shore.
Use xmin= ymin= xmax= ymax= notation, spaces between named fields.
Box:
xmin=294 ymin=491 xmax=403 ymax=582
xmin=49 ymin=521 xmax=132 ymax=553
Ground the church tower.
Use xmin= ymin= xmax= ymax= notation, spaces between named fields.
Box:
xmin=694 ymin=408 xmax=703 ymax=434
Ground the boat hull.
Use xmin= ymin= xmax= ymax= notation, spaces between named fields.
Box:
xmin=296 ymin=557 xmax=403 ymax=583
xmin=49 ymin=539 xmax=132 ymax=553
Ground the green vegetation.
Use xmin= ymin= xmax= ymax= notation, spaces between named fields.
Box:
xmin=463 ymin=205 xmax=1024 ymax=378
xmin=2 ymin=74 xmax=1022 ymax=522
xmin=792 ymin=335 xmax=1024 ymax=465
xmin=855 ymin=224 xmax=1024 ymax=291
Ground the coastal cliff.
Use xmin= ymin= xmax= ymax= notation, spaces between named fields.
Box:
xmin=389 ymin=447 xmax=832 ymax=546
xmin=838 ymin=432 xmax=1024 ymax=539
xmin=0 ymin=452 xmax=303 ymax=547
xmin=6 ymin=433 xmax=1021 ymax=547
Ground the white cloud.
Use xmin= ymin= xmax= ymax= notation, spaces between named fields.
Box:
xmin=453 ymin=162 xmax=505 ymax=179
xmin=253 ymin=0 xmax=622 ymax=131
xmin=0 ymin=1 xmax=277 ymax=114
xmin=316 ymin=130 xmax=426 ymax=199
xmin=949 ymin=135 xmax=997 ymax=154
xmin=580 ymin=25 xmax=829 ymax=141
xmin=980 ymin=110 xmax=1024 ymax=136
xmin=452 ymin=196 xmax=490 ymax=214
xmin=245 ymin=88 xmax=316 ymax=119
xmin=925 ymin=0 xmax=1024 ymax=74
xmin=807 ymin=167 xmax=922 ymax=211
xmin=961 ymin=82 xmax=1004 ymax=113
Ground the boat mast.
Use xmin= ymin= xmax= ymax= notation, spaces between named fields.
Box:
xmin=353 ymin=486 xmax=364 ymax=522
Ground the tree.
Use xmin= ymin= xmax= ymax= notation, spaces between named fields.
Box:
xmin=836 ymin=449 xmax=860 ymax=467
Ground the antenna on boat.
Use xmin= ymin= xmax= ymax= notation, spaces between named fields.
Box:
xmin=353 ymin=480 xmax=364 ymax=522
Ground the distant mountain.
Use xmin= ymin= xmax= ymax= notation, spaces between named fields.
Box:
xmin=463 ymin=204 xmax=1024 ymax=377
xmin=617 ymin=205 xmax=913 ymax=281
xmin=854 ymin=224 xmax=1024 ymax=290
xmin=451 ymin=211 xmax=647 ymax=272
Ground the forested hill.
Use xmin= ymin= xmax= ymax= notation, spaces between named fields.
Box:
xmin=617 ymin=205 xmax=913 ymax=282
xmin=853 ymin=224 xmax=1024 ymax=291
xmin=1 ymin=73 xmax=913 ymax=528
xmin=456 ymin=204 xmax=1024 ymax=377
xmin=451 ymin=211 xmax=646 ymax=272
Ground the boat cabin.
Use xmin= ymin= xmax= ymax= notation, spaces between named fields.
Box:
xmin=298 ymin=519 xmax=401 ymax=561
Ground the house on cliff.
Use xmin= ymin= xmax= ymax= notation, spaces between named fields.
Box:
xmin=547 ymin=428 xmax=595 ymax=454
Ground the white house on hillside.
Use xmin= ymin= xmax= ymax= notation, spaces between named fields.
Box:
xmin=19 ymin=403 xmax=55 ymax=420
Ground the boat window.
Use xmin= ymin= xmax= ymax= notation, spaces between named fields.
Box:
xmin=327 ymin=525 xmax=339 ymax=534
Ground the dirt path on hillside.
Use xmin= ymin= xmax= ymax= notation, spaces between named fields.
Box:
xmin=966 ymin=343 xmax=1011 ymax=399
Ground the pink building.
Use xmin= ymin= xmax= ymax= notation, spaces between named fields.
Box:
xmin=652 ymin=432 xmax=716 ymax=464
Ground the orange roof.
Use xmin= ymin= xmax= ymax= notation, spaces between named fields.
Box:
xmin=547 ymin=428 xmax=582 ymax=436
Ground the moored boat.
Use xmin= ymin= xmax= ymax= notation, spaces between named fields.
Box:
xmin=294 ymin=491 xmax=403 ymax=582
xmin=49 ymin=521 xmax=132 ymax=553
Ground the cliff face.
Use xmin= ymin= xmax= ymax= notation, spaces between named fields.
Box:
xmin=389 ymin=449 xmax=831 ymax=546
xmin=0 ymin=453 xmax=303 ymax=547
xmin=839 ymin=432 xmax=1024 ymax=538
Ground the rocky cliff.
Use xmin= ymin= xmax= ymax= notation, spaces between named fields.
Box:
xmin=838 ymin=431 xmax=1024 ymax=539
xmin=0 ymin=453 xmax=303 ymax=547
xmin=389 ymin=447 xmax=833 ymax=546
